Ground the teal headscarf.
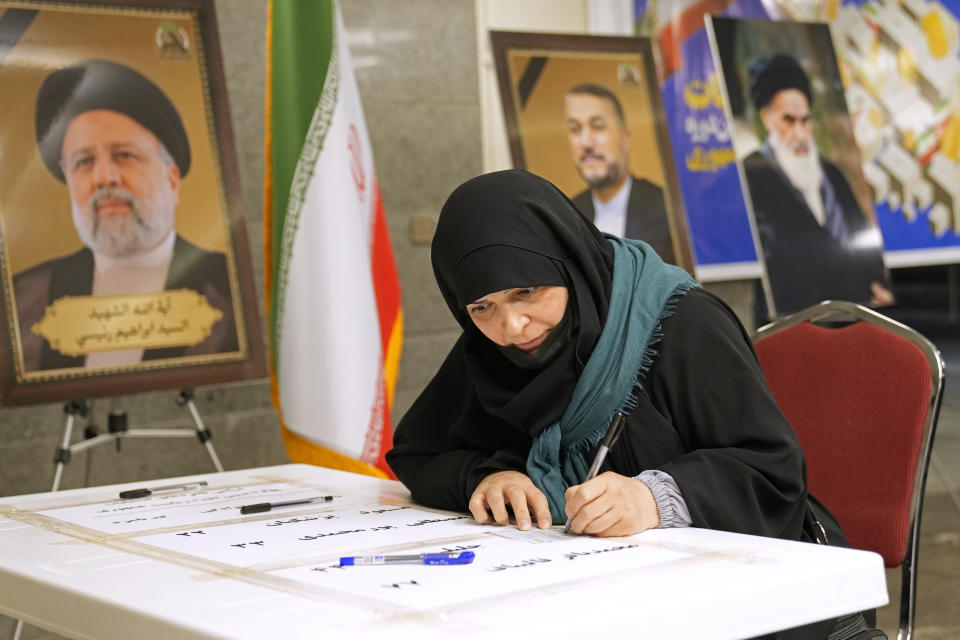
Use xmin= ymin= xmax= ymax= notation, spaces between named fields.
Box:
xmin=527 ymin=237 xmax=697 ymax=523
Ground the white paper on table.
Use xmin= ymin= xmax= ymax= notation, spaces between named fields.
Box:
xmin=27 ymin=481 xmax=803 ymax=615
xmin=35 ymin=482 xmax=367 ymax=534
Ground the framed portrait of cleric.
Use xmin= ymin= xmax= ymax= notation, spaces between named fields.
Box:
xmin=0 ymin=0 xmax=266 ymax=405
xmin=490 ymin=31 xmax=693 ymax=272
xmin=706 ymin=16 xmax=892 ymax=320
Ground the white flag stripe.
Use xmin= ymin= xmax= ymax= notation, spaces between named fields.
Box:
xmin=276 ymin=9 xmax=382 ymax=460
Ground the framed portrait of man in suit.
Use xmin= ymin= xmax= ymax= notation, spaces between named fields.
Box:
xmin=0 ymin=0 xmax=265 ymax=405
xmin=490 ymin=31 xmax=693 ymax=272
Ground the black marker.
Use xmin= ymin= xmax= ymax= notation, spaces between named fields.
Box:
xmin=118 ymin=481 xmax=208 ymax=499
xmin=239 ymin=496 xmax=334 ymax=515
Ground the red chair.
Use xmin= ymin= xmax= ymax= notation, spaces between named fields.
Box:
xmin=753 ymin=300 xmax=944 ymax=640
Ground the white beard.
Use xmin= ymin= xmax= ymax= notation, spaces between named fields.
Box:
xmin=768 ymin=130 xmax=826 ymax=225
xmin=72 ymin=186 xmax=175 ymax=258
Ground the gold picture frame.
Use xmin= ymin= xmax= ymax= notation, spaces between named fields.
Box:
xmin=0 ymin=0 xmax=265 ymax=405
xmin=490 ymin=30 xmax=693 ymax=271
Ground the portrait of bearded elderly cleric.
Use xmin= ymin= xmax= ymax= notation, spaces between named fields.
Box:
xmin=14 ymin=59 xmax=237 ymax=372
xmin=741 ymin=53 xmax=892 ymax=317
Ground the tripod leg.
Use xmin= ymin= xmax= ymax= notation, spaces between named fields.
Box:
xmin=51 ymin=400 xmax=86 ymax=492
xmin=177 ymin=388 xmax=224 ymax=473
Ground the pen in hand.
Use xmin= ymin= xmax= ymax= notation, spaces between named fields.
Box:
xmin=118 ymin=481 xmax=208 ymax=499
xmin=239 ymin=496 xmax=334 ymax=515
xmin=563 ymin=412 xmax=627 ymax=535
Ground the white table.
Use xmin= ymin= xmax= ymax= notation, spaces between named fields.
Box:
xmin=0 ymin=464 xmax=887 ymax=639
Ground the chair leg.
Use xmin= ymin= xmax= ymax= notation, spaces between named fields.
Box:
xmin=898 ymin=553 xmax=916 ymax=640
xmin=9 ymin=619 xmax=22 ymax=640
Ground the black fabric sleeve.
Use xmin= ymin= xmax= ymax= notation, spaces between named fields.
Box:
xmin=386 ymin=335 xmax=531 ymax=512
xmin=644 ymin=289 xmax=808 ymax=540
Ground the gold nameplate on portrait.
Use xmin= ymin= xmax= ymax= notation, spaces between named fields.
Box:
xmin=30 ymin=289 xmax=223 ymax=356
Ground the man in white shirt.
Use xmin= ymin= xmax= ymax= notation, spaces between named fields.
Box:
xmin=15 ymin=59 xmax=237 ymax=371
xmin=563 ymin=83 xmax=675 ymax=264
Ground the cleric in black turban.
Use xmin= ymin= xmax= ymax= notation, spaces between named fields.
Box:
xmin=35 ymin=59 xmax=191 ymax=181
xmin=747 ymin=53 xmax=812 ymax=111
xmin=15 ymin=58 xmax=240 ymax=374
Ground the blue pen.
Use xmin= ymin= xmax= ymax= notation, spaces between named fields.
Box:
xmin=339 ymin=551 xmax=475 ymax=566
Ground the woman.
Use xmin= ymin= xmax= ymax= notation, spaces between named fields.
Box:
xmin=386 ymin=170 xmax=883 ymax=639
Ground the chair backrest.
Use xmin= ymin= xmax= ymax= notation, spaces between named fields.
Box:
xmin=753 ymin=301 xmax=943 ymax=568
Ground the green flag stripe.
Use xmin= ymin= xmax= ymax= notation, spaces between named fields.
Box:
xmin=269 ymin=0 xmax=338 ymax=364
xmin=272 ymin=41 xmax=339 ymax=362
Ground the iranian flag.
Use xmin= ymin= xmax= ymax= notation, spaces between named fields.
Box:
xmin=264 ymin=0 xmax=402 ymax=478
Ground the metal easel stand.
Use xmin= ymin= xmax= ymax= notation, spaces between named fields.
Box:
xmin=49 ymin=386 xmax=224 ymax=493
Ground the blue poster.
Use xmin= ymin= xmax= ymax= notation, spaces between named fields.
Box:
xmin=838 ymin=0 xmax=960 ymax=268
xmin=636 ymin=0 xmax=772 ymax=279
xmin=636 ymin=0 xmax=960 ymax=274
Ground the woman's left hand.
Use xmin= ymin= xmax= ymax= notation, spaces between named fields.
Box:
xmin=564 ymin=472 xmax=659 ymax=537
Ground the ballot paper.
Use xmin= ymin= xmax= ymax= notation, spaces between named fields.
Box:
xmin=35 ymin=480 xmax=699 ymax=609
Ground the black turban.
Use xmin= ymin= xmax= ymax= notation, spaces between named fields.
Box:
xmin=748 ymin=54 xmax=812 ymax=111
xmin=35 ymin=59 xmax=191 ymax=182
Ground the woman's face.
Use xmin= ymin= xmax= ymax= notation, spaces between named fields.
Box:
xmin=465 ymin=286 xmax=568 ymax=356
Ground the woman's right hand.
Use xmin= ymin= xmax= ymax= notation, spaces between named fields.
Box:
xmin=468 ymin=470 xmax=553 ymax=531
